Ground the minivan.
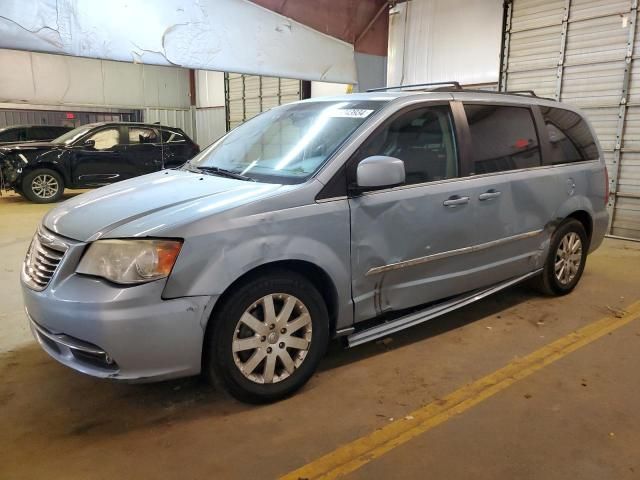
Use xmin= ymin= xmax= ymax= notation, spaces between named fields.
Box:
xmin=21 ymin=84 xmax=608 ymax=403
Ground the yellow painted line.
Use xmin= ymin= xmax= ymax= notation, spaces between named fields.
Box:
xmin=281 ymin=300 xmax=640 ymax=480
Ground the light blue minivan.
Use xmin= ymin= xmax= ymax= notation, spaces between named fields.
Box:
xmin=22 ymin=85 xmax=608 ymax=402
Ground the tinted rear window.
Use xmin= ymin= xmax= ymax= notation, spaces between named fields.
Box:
xmin=539 ymin=107 xmax=599 ymax=164
xmin=464 ymin=104 xmax=541 ymax=174
xmin=0 ymin=127 xmax=26 ymax=142
xmin=29 ymin=127 xmax=67 ymax=140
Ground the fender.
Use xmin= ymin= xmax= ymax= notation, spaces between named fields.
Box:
xmin=162 ymin=199 xmax=355 ymax=330
xmin=28 ymin=149 xmax=73 ymax=185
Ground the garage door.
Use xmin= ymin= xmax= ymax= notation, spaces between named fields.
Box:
xmin=225 ymin=73 xmax=302 ymax=130
xmin=501 ymin=0 xmax=640 ymax=239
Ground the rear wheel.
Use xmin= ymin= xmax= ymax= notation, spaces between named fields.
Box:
xmin=204 ymin=271 xmax=329 ymax=403
xmin=21 ymin=168 xmax=64 ymax=203
xmin=533 ymin=218 xmax=588 ymax=296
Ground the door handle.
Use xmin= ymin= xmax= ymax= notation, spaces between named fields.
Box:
xmin=479 ymin=190 xmax=502 ymax=201
xmin=443 ymin=195 xmax=470 ymax=207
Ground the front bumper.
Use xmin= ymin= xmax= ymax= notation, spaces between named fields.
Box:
xmin=0 ymin=153 xmax=22 ymax=190
xmin=21 ymin=231 xmax=214 ymax=382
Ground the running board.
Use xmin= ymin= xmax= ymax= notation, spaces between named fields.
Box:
xmin=347 ymin=269 xmax=542 ymax=347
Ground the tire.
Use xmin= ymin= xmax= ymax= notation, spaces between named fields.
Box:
xmin=532 ymin=218 xmax=588 ymax=296
xmin=21 ymin=168 xmax=64 ymax=203
xmin=203 ymin=270 xmax=330 ymax=403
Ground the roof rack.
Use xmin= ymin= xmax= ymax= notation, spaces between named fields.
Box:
xmin=366 ymin=82 xmax=556 ymax=101
xmin=506 ymin=90 xmax=538 ymax=97
xmin=367 ymin=81 xmax=462 ymax=92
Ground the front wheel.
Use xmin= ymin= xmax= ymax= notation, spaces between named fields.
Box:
xmin=21 ymin=168 xmax=64 ymax=203
xmin=533 ymin=218 xmax=588 ymax=296
xmin=204 ymin=271 xmax=329 ymax=403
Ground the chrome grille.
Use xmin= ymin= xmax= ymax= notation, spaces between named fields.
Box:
xmin=22 ymin=228 xmax=68 ymax=291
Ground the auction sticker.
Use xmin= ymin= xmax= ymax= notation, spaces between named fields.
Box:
xmin=330 ymin=109 xmax=374 ymax=118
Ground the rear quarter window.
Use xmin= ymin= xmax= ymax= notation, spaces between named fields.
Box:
xmin=539 ymin=106 xmax=599 ymax=164
xmin=160 ymin=129 xmax=186 ymax=143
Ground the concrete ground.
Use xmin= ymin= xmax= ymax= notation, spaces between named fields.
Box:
xmin=1 ymin=191 xmax=640 ymax=479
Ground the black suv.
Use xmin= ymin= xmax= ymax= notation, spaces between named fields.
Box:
xmin=0 ymin=122 xmax=200 ymax=203
xmin=0 ymin=125 xmax=73 ymax=146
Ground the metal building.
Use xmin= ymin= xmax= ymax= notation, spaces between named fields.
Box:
xmin=501 ymin=0 xmax=640 ymax=239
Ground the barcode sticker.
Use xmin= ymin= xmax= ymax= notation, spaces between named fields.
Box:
xmin=330 ymin=109 xmax=374 ymax=118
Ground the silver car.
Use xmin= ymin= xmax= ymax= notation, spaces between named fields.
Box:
xmin=21 ymin=86 xmax=608 ymax=402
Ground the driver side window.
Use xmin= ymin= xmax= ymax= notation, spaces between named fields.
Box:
xmin=87 ymin=128 xmax=120 ymax=150
xmin=352 ymin=105 xmax=459 ymax=186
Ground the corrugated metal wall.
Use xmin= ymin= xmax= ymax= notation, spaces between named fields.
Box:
xmin=195 ymin=107 xmax=227 ymax=148
xmin=225 ymin=73 xmax=302 ymax=129
xmin=144 ymin=108 xmax=194 ymax=139
xmin=0 ymin=49 xmax=191 ymax=109
xmin=501 ymin=0 xmax=640 ymax=239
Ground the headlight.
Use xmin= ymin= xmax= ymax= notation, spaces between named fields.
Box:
xmin=76 ymin=239 xmax=182 ymax=285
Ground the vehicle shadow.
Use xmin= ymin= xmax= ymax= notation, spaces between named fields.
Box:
xmin=320 ymin=284 xmax=536 ymax=370
xmin=0 ymin=284 xmax=537 ymax=440
xmin=0 ymin=190 xmax=88 ymax=205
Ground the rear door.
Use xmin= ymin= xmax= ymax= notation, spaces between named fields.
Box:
xmin=159 ymin=128 xmax=196 ymax=167
xmin=70 ymin=126 xmax=128 ymax=186
xmin=456 ymin=100 xmax=560 ymax=279
xmin=349 ymin=103 xmax=486 ymax=322
xmin=123 ymin=126 xmax=162 ymax=175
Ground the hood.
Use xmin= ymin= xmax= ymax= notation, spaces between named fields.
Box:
xmin=0 ymin=142 xmax=61 ymax=155
xmin=43 ymin=170 xmax=286 ymax=241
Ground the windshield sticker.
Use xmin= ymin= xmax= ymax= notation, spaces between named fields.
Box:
xmin=330 ymin=109 xmax=374 ymax=119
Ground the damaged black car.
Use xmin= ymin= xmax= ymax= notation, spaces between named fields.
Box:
xmin=0 ymin=122 xmax=200 ymax=203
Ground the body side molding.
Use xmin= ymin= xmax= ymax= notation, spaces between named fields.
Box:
xmin=366 ymin=229 xmax=544 ymax=276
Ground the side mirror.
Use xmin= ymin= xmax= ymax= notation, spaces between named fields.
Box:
xmin=83 ymin=139 xmax=95 ymax=148
xmin=356 ymin=155 xmax=405 ymax=189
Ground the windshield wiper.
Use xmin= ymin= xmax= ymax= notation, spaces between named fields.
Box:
xmin=190 ymin=165 xmax=255 ymax=181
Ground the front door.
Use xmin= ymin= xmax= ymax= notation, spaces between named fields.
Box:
xmin=70 ymin=126 xmax=127 ymax=186
xmin=349 ymin=104 xmax=483 ymax=323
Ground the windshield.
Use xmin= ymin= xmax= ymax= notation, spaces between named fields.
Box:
xmin=52 ymin=125 xmax=95 ymax=145
xmin=185 ymin=100 xmax=386 ymax=184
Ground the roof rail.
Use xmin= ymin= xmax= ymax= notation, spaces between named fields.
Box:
xmin=365 ymin=83 xmax=557 ymax=102
xmin=367 ymin=81 xmax=462 ymax=92
xmin=506 ymin=90 xmax=538 ymax=97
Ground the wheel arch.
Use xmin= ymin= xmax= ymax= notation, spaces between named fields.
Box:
xmin=565 ymin=210 xmax=593 ymax=245
xmin=22 ymin=162 xmax=68 ymax=186
xmin=203 ymin=259 xmax=340 ymax=346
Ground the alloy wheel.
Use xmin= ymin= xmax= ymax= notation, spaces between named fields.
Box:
xmin=232 ymin=293 xmax=312 ymax=384
xmin=554 ymin=232 xmax=582 ymax=285
xmin=31 ymin=174 xmax=59 ymax=200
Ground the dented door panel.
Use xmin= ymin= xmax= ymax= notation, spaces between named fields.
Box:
xmin=349 ymin=180 xmax=485 ymax=323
